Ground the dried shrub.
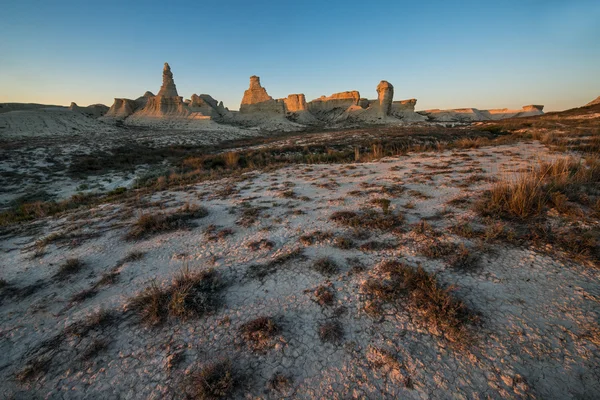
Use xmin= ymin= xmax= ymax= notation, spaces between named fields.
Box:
xmin=318 ymin=320 xmax=344 ymax=344
xmin=246 ymin=248 xmax=304 ymax=280
xmin=129 ymin=268 xmax=222 ymax=325
xmin=55 ymin=258 xmax=85 ymax=279
xmin=187 ymin=360 xmax=234 ymax=399
xmin=330 ymin=209 xmax=403 ymax=232
xmin=239 ymin=316 xmax=279 ymax=352
xmin=333 ymin=236 xmax=356 ymax=249
xmin=361 ymin=261 xmax=476 ymax=345
xmin=312 ymin=257 xmax=340 ymax=276
xmin=126 ymin=204 xmax=208 ymax=240
xmin=313 ymin=285 xmax=335 ymax=306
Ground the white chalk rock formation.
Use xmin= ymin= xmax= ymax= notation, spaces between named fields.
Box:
xmin=283 ymin=94 xmax=319 ymax=124
xmin=156 ymin=63 xmax=179 ymax=97
xmin=376 ymin=80 xmax=394 ymax=116
xmin=104 ymin=98 xmax=139 ymax=119
xmin=421 ymin=105 xmax=544 ymax=122
xmin=240 ymin=76 xmax=285 ymax=114
xmin=189 ymin=94 xmax=228 ymax=118
xmin=133 ymin=63 xmax=190 ymax=119
xmin=69 ymin=102 xmax=109 ymax=118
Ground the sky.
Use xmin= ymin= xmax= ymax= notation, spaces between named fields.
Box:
xmin=0 ymin=0 xmax=598 ymax=112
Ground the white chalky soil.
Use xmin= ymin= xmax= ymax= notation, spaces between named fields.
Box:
xmin=1 ymin=141 xmax=599 ymax=399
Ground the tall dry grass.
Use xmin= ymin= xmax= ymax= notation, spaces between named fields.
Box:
xmin=477 ymin=156 xmax=600 ymax=219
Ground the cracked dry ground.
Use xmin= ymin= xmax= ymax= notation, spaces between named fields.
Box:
xmin=1 ymin=141 xmax=599 ymax=399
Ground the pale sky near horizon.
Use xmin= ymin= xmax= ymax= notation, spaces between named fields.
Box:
xmin=0 ymin=0 xmax=598 ymax=112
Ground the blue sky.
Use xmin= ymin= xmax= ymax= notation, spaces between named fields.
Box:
xmin=0 ymin=0 xmax=598 ymax=111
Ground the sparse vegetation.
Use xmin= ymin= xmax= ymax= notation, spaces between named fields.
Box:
xmin=186 ymin=360 xmax=235 ymax=399
xmin=313 ymin=284 xmax=335 ymax=306
xmin=239 ymin=316 xmax=280 ymax=352
xmin=126 ymin=204 xmax=208 ymax=240
xmin=246 ymin=248 xmax=304 ymax=280
xmin=129 ymin=268 xmax=222 ymax=325
xmin=318 ymin=320 xmax=344 ymax=344
xmin=312 ymin=257 xmax=340 ymax=276
xmin=55 ymin=258 xmax=85 ymax=279
xmin=330 ymin=209 xmax=404 ymax=232
xmin=361 ymin=261 xmax=476 ymax=345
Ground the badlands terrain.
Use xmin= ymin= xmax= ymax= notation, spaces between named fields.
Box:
xmin=0 ymin=65 xmax=599 ymax=399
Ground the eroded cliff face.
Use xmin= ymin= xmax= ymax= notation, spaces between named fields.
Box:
xmin=240 ymin=76 xmax=285 ymax=114
xmin=156 ymin=63 xmax=179 ymax=97
xmin=104 ymin=98 xmax=139 ymax=119
xmin=376 ymin=81 xmax=394 ymax=116
xmin=283 ymin=94 xmax=308 ymax=113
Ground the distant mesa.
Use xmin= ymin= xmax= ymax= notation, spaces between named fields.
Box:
xmin=69 ymin=102 xmax=109 ymax=118
xmin=420 ymin=104 xmax=545 ymax=122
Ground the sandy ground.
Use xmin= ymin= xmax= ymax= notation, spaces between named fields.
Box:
xmin=1 ymin=139 xmax=598 ymax=399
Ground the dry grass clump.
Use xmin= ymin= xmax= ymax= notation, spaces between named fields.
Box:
xmin=237 ymin=203 xmax=263 ymax=227
xmin=312 ymin=257 xmax=340 ymax=276
xmin=359 ymin=241 xmax=396 ymax=252
xmin=333 ymin=236 xmax=356 ymax=249
xmin=267 ymin=373 xmax=292 ymax=393
xmin=239 ymin=316 xmax=279 ymax=352
xmin=247 ymin=238 xmax=275 ymax=251
xmin=122 ymin=250 xmax=145 ymax=263
xmin=16 ymin=355 xmax=52 ymax=383
xmin=318 ymin=320 xmax=344 ymax=344
xmin=361 ymin=261 xmax=476 ymax=344
xmin=330 ymin=209 xmax=404 ymax=232
xmin=246 ymin=248 xmax=304 ymax=280
xmin=313 ymin=284 xmax=335 ymax=306
xmin=54 ymin=258 xmax=85 ymax=279
xmin=370 ymin=198 xmax=391 ymax=214
xmin=186 ymin=360 xmax=235 ymax=399
xmin=447 ymin=244 xmax=480 ymax=270
xmin=126 ymin=204 xmax=208 ymax=240
xmin=477 ymin=157 xmax=600 ymax=220
xmin=129 ymin=268 xmax=222 ymax=325
xmin=299 ymin=230 xmax=333 ymax=245
xmin=366 ymin=346 xmax=413 ymax=388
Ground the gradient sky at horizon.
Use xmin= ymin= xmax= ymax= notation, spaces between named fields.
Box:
xmin=0 ymin=0 xmax=598 ymax=112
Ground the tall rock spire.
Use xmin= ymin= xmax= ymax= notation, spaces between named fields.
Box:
xmin=157 ymin=62 xmax=179 ymax=97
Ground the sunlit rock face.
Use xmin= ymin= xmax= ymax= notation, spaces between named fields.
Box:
xmin=240 ymin=76 xmax=285 ymax=114
xmin=189 ymin=94 xmax=228 ymax=118
xmin=283 ymin=94 xmax=308 ymax=113
xmin=376 ymin=80 xmax=394 ymax=116
xmin=307 ymin=91 xmax=360 ymax=116
xmin=104 ymin=98 xmax=139 ymax=119
xmin=135 ymin=63 xmax=189 ymax=118
xmin=391 ymin=99 xmax=417 ymax=113
xmin=157 ymin=63 xmax=179 ymax=97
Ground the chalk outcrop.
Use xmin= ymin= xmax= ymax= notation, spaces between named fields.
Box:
xmin=189 ymin=94 xmax=228 ymax=118
xmin=69 ymin=102 xmax=109 ymax=118
xmin=104 ymin=98 xmax=139 ymax=119
xmin=157 ymin=63 xmax=179 ymax=97
xmin=420 ymin=105 xmax=545 ymax=122
xmin=376 ymin=81 xmax=394 ymax=116
xmin=240 ymin=76 xmax=284 ymax=114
